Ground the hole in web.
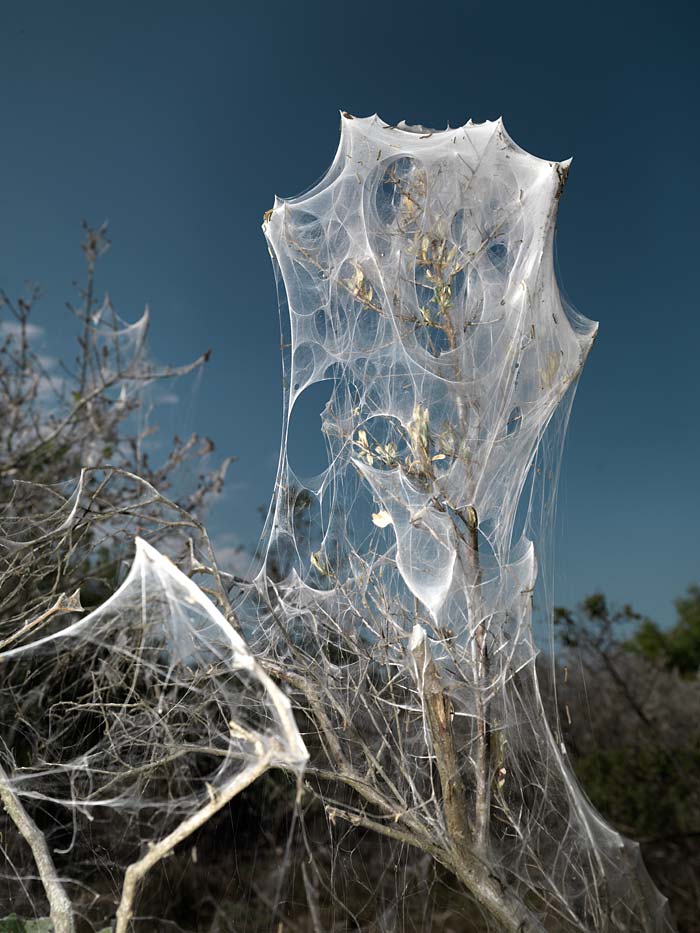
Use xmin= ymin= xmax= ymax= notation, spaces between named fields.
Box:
xmin=487 ymin=240 xmax=509 ymax=271
xmin=287 ymin=379 xmax=336 ymax=478
xmin=413 ymin=315 xmax=453 ymax=357
xmin=507 ymin=406 xmax=522 ymax=437
xmin=287 ymin=374 xmax=362 ymax=480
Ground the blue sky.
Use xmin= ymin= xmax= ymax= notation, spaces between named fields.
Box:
xmin=0 ymin=0 xmax=697 ymax=626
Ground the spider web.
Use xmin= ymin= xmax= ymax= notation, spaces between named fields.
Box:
xmin=0 ymin=534 xmax=306 ymax=928
xmin=234 ymin=114 xmax=674 ymax=932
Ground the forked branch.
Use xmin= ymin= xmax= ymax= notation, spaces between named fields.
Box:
xmin=115 ymin=753 xmax=273 ymax=933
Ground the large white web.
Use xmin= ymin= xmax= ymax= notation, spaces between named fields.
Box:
xmin=239 ymin=114 xmax=674 ymax=931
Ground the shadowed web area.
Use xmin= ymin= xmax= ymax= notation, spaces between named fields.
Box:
xmin=0 ymin=534 xmax=307 ymax=928
xmin=232 ymin=114 xmax=674 ymax=931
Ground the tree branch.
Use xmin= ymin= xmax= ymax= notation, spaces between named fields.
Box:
xmin=0 ymin=765 xmax=74 ymax=933
xmin=115 ymin=753 xmax=273 ymax=933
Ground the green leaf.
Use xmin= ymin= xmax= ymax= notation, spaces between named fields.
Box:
xmin=0 ymin=918 xmax=54 ymax=933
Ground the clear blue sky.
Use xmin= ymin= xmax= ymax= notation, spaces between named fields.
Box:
xmin=0 ymin=0 xmax=697 ymax=627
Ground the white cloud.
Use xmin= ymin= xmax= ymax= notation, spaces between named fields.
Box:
xmin=0 ymin=320 xmax=44 ymax=339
